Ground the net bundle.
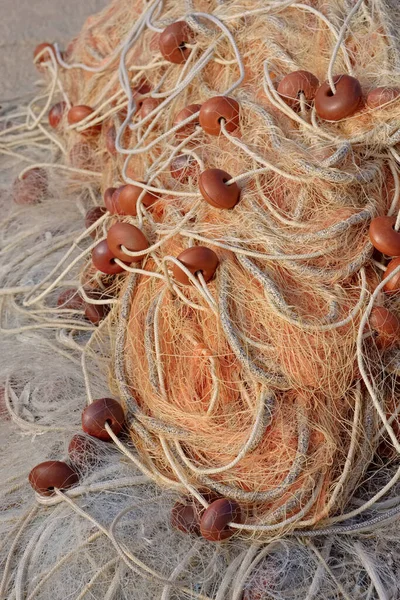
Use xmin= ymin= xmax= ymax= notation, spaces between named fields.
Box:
xmin=2 ymin=0 xmax=400 ymax=598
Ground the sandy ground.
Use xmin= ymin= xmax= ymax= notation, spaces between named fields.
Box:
xmin=0 ymin=0 xmax=109 ymax=102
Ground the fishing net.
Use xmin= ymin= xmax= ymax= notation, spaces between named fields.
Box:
xmin=2 ymin=0 xmax=400 ymax=598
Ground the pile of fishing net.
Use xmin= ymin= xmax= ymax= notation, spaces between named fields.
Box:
xmin=2 ymin=0 xmax=400 ymax=598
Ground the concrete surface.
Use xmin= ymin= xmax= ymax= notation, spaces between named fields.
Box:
xmin=0 ymin=0 xmax=109 ymax=101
